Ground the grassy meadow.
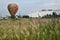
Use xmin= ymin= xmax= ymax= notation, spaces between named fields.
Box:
xmin=0 ymin=18 xmax=60 ymax=40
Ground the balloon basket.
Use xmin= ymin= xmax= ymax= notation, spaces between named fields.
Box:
xmin=11 ymin=16 xmax=16 ymax=19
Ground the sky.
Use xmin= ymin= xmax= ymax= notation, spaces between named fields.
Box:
xmin=0 ymin=0 xmax=60 ymax=17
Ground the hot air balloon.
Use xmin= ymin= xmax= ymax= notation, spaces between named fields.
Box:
xmin=8 ymin=3 xmax=18 ymax=18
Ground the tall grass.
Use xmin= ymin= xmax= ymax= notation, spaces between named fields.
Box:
xmin=0 ymin=18 xmax=60 ymax=40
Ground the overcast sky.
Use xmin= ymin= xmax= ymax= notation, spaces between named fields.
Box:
xmin=0 ymin=0 xmax=60 ymax=17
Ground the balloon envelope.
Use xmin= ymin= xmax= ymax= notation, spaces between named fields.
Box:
xmin=8 ymin=4 xmax=18 ymax=17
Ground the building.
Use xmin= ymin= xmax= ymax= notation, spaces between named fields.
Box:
xmin=28 ymin=11 xmax=53 ymax=17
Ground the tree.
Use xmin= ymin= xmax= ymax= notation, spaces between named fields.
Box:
xmin=52 ymin=12 xmax=57 ymax=17
xmin=22 ymin=15 xmax=29 ymax=18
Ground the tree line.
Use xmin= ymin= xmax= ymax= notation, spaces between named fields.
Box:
xmin=42 ymin=12 xmax=60 ymax=18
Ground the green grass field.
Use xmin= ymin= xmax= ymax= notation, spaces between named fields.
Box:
xmin=0 ymin=18 xmax=60 ymax=40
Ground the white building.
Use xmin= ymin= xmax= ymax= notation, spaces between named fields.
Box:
xmin=28 ymin=11 xmax=53 ymax=17
xmin=28 ymin=10 xmax=60 ymax=17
